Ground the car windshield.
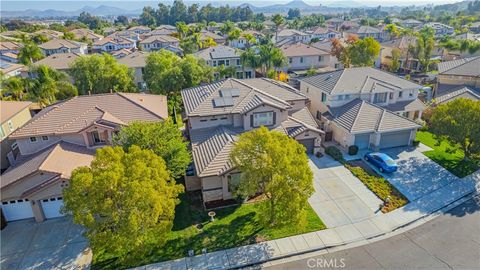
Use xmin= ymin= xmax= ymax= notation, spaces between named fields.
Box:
xmin=385 ymin=159 xmax=396 ymax=166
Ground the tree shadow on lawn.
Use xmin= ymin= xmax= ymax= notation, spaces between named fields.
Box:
xmin=424 ymin=152 xmax=479 ymax=178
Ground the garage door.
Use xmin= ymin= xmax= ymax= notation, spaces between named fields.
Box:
xmin=354 ymin=133 xmax=371 ymax=149
xmin=41 ymin=197 xmax=64 ymax=219
xmin=297 ymin=139 xmax=315 ymax=154
xmin=1 ymin=199 xmax=34 ymax=221
xmin=379 ymin=130 xmax=412 ymax=149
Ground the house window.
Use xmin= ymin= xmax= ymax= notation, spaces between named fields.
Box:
xmin=373 ymin=93 xmax=387 ymax=104
xmin=316 ymin=110 xmax=321 ymax=120
xmin=300 ymin=57 xmax=304 ymax=63
xmin=236 ymin=72 xmax=244 ymax=79
xmin=389 ymin=92 xmax=394 ymax=99
xmin=398 ymin=91 xmax=403 ymax=98
xmin=245 ymin=71 xmax=252 ymax=78
xmin=213 ymin=60 xmax=217 ymax=67
xmin=7 ymin=120 xmax=14 ymax=131
xmin=253 ymin=112 xmax=274 ymax=127
xmin=218 ymin=60 xmax=225 ymax=66
xmin=42 ymin=136 xmax=49 ymax=141
xmin=225 ymin=60 xmax=230 ymax=66
xmin=335 ymin=63 xmax=340 ymax=69
xmin=30 ymin=137 xmax=37 ymax=143
xmin=344 ymin=94 xmax=350 ymax=100
xmin=200 ymin=119 xmax=207 ymax=122
xmin=289 ymin=58 xmax=292 ymax=64
xmin=338 ymin=95 xmax=344 ymax=100
xmin=318 ymin=56 xmax=323 ymax=62
xmin=236 ymin=59 xmax=240 ymax=66
xmin=92 ymin=131 xmax=106 ymax=145
xmin=321 ymin=93 xmax=327 ymax=103
xmin=409 ymin=90 xmax=414 ymax=97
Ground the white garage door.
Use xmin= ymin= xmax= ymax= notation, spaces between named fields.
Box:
xmin=354 ymin=133 xmax=371 ymax=149
xmin=1 ymin=199 xmax=34 ymax=221
xmin=379 ymin=130 xmax=412 ymax=149
xmin=41 ymin=197 xmax=64 ymax=219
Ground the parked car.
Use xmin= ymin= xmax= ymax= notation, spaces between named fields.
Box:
xmin=364 ymin=152 xmax=398 ymax=173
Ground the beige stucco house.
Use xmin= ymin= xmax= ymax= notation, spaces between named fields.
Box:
xmin=118 ymin=51 xmax=149 ymax=90
xmin=280 ymin=42 xmax=333 ymax=72
xmin=1 ymin=101 xmax=32 ymax=172
xmin=1 ymin=93 xmax=168 ymax=223
xmin=299 ymin=67 xmax=424 ymax=150
xmin=436 ymin=56 xmax=480 ymax=96
xmin=181 ymin=78 xmax=324 ymax=206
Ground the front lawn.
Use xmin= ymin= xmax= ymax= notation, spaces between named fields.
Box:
xmin=416 ymin=131 xmax=479 ymax=178
xmin=92 ymin=192 xmax=325 ymax=269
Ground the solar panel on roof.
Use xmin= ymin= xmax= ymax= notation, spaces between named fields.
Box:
xmin=213 ymin=97 xmax=234 ymax=107
xmin=219 ymin=88 xmax=240 ymax=97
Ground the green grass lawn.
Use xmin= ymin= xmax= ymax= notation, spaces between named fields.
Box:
xmin=92 ymin=193 xmax=325 ymax=269
xmin=416 ymin=131 xmax=479 ymax=178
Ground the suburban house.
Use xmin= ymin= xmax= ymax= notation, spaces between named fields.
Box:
xmin=1 ymin=101 xmax=32 ymax=172
xmin=379 ymin=36 xmax=421 ymax=72
xmin=0 ymin=41 xmax=22 ymax=63
xmin=111 ymin=48 xmax=133 ymax=59
xmin=433 ymin=85 xmax=480 ymax=105
xmin=118 ymin=51 xmax=149 ymax=90
xmin=181 ymin=78 xmax=324 ymax=205
xmin=276 ymin=29 xmax=311 ymax=45
xmin=69 ymin=28 xmax=103 ymax=43
xmin=299 ymin=67 xmax=425 ymax=150
xmin=38 ymin=39 xmax=87 ymax=56
xmin=436 ymin=56 xmax=480 ymax=94
xmin=0 ymin=62 xmax=25 ymax=78
xmin=424 ymin=22 xmax=454 ymax=37
xmin=107 ymin=30 xmax=140 ymax=42
xmin=346 ymin=26 xmax=389 ymax=42
xmin=92 ymin=36 xmax=136 ymax=53
xmin=340 ymin=21 xmax=360 ymax=31
xmin=128 ymin=26 xmax=151 ymax=35
xmin=468 ymin=21 xmax=480 ymax=33
xmin=326 ymin=18 xmax=344 ymax=30
xmin=280 ymin=42 xmax=333 ymax=72
xmin=139 ymin=35 xmax=182 ymax=54
xmin=194 ymin=45 xmax=255 ymax=79
xmin=230 ymin=30 xmax=264 ymax=49
xmin=199 ymin=30 xmax=226 ymax=44
xmin=22 ymin=53 xmax=80 ymax=81
xmin=149 ymin=25 xmax=177 ymax=36
xmin=308 ymin=27 xmax=341 ymax=40
xmin=402 ymin=19 xmax=423 ymax=29
xmin=33 ymin=29 xmax=63 ymax=40
xmin=1 ymin=93 xmax=169 ymax=223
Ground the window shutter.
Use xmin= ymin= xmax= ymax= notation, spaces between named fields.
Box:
xmin=273 ymin=112 xmax=276 ymax=125
xmin=250 ymin=114 xmax=254 ymax=127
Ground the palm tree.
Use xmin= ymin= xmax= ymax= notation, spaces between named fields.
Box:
xmin=18 ymin=42 xmax=44 ymax=65
xmin=243 ymin=33 xmax=257 ymax=49
xmin=241 ymin=47 xmax=262 ymax=75
xmin=272 ymin=14 xmax=285 ymax=43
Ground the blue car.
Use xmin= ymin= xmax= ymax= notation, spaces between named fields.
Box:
xmin=364 ymin=152 xmax=398 ymax=173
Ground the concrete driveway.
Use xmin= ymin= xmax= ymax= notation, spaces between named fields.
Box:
xmin=308 ymin=156 xmax=383 ymax=228
xmin=369 ymin=146 xmax=458 ymax=201
xmin=1 ymin=217 xmax=91 ymax=270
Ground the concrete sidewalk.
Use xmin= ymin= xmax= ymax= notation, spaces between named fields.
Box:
xmin=132 ymin=169 xmax=479 ymax=270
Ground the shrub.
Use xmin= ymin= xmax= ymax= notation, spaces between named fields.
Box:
xmin=348 ymin=145 xmax=359 ymax=155
xmin=325 ymin=146 xmax=344 ymax=162
xmin=412 ymin=140 xmax=420 ymax=147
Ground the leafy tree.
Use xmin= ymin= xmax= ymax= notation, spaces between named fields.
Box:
xmin=384 ymin=24 xmax=400 ymax=38
xmin=28 ymin=65 xmax=77 ymax=107
xmin=49 ymin=23 xmax=67 ymax=32
xmin=78 ymin=12 xmax=109 ymax=30
xmin=114 ymin=121 xmax=191 ymax=179
xmin=1 ymin=76 xmax=26 ymax=100
xmin=115 ymin=15 xmax=129 ymax=26
xmin=18 ymin=41 xmax=44 ymax=65
xmin=414 ymin=26 xmax=435 ymax=72
xmin=272 ymin=14 xmax=285 ymax=41
xmin=349 ymin=37 xmax=381 ymax=67
xmin=390 ymin=48 xmax=401 ymax=72
xmin=139 ymin=6 xmax=157 ymax=27
xmin=330 ymin=36 xmax=358 ymax=68
xmin=63 ymin=146 xmax=184 ymax=261
xmin=63 ymin=31 xmax=75 ymax=40
xmin=242 ymin=33 xmax=256 ymax=49
xmin=226 ymin=28 xmax=242 ymax=45
xmin=230 ymin=127 xmax=314 ymax=227
xmin=287 ymin=8 xmax=301 ymax=20
xmin=69 ymin=53 xmax=136 ymax=95
xmin=306 ymin=67 xmax=317 ymax=76
xmin=216 ymin=65 xmax=237 ymax=79
xmin=429 ymin=99 xmax=480 ymax=159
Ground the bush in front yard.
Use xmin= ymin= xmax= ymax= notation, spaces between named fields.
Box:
xmin=412 ymin=140 xmax=420 ymax=147
xmin=325 ymin=146 xmax=344 ymax=162
xmin=348 ymin=145 xmax=359 ymax=155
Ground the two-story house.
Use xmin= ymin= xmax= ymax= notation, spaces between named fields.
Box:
xmin=299 ymin=67 xmax=425 ymax=151
xmin=118 ymin=51 xmax=149 ymax=90
xmin=92 ymin=36 xmax=136 ymax=53
xmin=436 ymin=56 xmax=480 ymax=98
xmin=139 ymin=35 xmax=182 ymax=55
xmin=194 ymin=45 xmax=255 ymax=79
xmin=33 ymin=29 xmax=63 ymax=40
xmin=1 ymin=101 xmax=32 ymax=172
xmin=402 ymin=19 xmax=423 ymax=29
xmin=127 ymin=25 xmax=151 ymax=35
xmin=276 ymin=29 xmax=311 ymax=45
xmin=424 ymin=22 xmax=454 ymax=37
xmin=0 ymin=93 xmax=168 ymax=223
xmin=38 ymin=39 xmax=87 ymax=56
xmin=229 ymin=30 xmax=264 ymax=49
xmin=280 ymin=43 xmax=333 ymax=72
xmin=69 ymin=28 xmax=104 ymax=43
xmin=181 ymin=78 xmax=324 ymax=206
xmin=308 ymin=27 xmax=341 ymax=40
xmin=346 ymin=26 xmax=390 ymax=42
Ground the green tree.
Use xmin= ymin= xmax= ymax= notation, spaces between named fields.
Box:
xmin=114 ymin=121 xmax=191 ymax=179
xmin=69 ymin=53 xmax=136 ymax=95
xmin=63 ymin=31 xmax=75 ymax=40
xmin=414 ymin=26 xmax=435 ymax=72
xmin=349 ymin=37 xmax=381 ymax=67
xmin=226 ymin=28 xmax=242 ymax=45
xmin=306 ymin=67 xmax=317 ymax=76
xmin=27 ymin=65 xmax=77 ymax=107
xmin=1 ymin=76 xmax=26 ymax=100
xmin=63 ymin=146 xmax=184 ymax=261
xmin=272 ymin=14 xmax=285 ymax=41
xmin=390 ymin=48 xmax=401 ymax=72
xmin=287 ymin=8 xmax=301 ymax=20
xmin=18 ymin=41 xmax=44 ymax=65
xmin=429 ymin=99 xmax=480 ymax=159
xmin=384 ymin=24 xmax=400 ymax=38
xmin=230 ymin=127 xmax=314 ymax=227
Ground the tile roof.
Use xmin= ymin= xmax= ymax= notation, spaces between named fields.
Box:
xmin=280 ymin=42 xmax=330 ymax=57
xmin=10 ymin=93 xmax=168 ymax=139
xmin=356 ymin=26 xmax=381 ymax=34
xmin=0 ymin=142 xmax=95 ymax=189
xmin=380 ymin=36 xmax=417 ymax=49
xmin=382 ymin=99 xmax=426 ymax=112
xmin=199 ymin=30 xmax=225 ymax=41
xmin=300 ymin=67 xmax=422 ymax=95
xmin=437 ymin=56 xmax=480 ymax=76
xmin=0 ymin=41 xmax=22 ymax=51
xmin=194 ymin=45 xmax=240 ymax=60
xmin=117 ymin=51 xmax=148 ymax=68
xmin=277 ymin=29 xmax=310 ymax=37
xmin=94 ymin=36 xmax=134 ymax=46
xmin=435 ymin=86 xmax=480 ymax=104
xmin=329 ymin=99 xmax=421 ymax=134
xmin=39 ymin=39 xmax=85 ymax=50
xmin=69 ymin=28 xmax=103 ymax=40
xmin=181 ymin=78 xmax=307 ymax=117
xmin=0 ymin=101 xmax=32 ymax=124
xmin=140 ymin=34 xmax=179 ymax=44
xmin=0 ymin=62 xmax=24 ymax=75
xmin=31 ymin=52 xmax=80 ymax=70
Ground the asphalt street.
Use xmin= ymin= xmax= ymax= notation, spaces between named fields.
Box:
xmin=261 ymin=196 xmax=480 ymax=270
